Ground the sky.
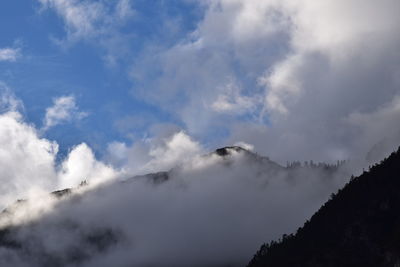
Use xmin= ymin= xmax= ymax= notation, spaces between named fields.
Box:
xmin=0 ymin=0 xmax=400 ymax=196
xmin=1 ymin=0 xmax=400 ymax=165
xmin=0 ymin=0 xmax=201 ymax=157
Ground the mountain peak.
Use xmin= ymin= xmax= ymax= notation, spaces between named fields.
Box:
xmin=214 ymin=146 xmax=249 ymax=157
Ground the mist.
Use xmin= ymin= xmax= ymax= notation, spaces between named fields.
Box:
xmin=0 ymin=88 xmax=387 ymax=266
xmin=0 ymin=147 xmax=352 ymax=267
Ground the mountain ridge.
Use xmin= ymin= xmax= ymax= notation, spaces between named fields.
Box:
xmin=248 ymin=146 xmax=400 ymax=267
xmin=0 ymin=145 xmax=352 ymax=267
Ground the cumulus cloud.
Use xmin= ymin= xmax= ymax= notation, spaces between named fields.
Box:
xmin=260 ymin=0 xmax=400 ymax=115
xmin=42 ymin=95 xmax=87 ymax=131
xmin=58 ymin=143 xmax=118 ymax=188
xmin=0 ymin=47 xmax=20 ymax=62
xmin=0 ymin=89 xmax=117 ymax=209
xmin=0 ymin=84 xmax=57 ymax=207
xmin=107 ymin=130 xmax=203 ymax=175
xmin=130 ymin=0 xmax=289 ymax=130
xmin=242 ymin=0 xmax=400 ymax=163
xmin=0 ymin=110 xmax=58 ymax=206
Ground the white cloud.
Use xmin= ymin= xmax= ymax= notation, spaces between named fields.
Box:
xmin=242 ymin=0 xmax=400 ymax=163
xmin=259 ymin=0 xmax=400 ymax=116
xmin=233 ymin=141 xmax=254 ymax=151
xmin=200 ymin=0 xmax=290 ymax=45
xmin=0 ymin=47 xmax=21 ymax=62
xmin=145 ymin=131 xmax=203 ymax=171
xmin=42 ymin=95 xmax=87 ymax=131
xmin=38 ymin=0 xmax=135 ymax=65
xmin=0 ymin=88 xmax=118 ymax=208
xmin=38 ymin=0 xmax=107 ymax=42
xmin=128 ymin=0 xmax=293 ymax=139
xmin=260 ymin=54 xmax=303 ymax=115
xmin=211 ymin=80 xmax=259 ymax=115
xmin=0 ymin=110 xmax=58 ymax=206
xmin=131 ymin=0 xmax=400 ymax=163
xmin=58 ymin=143 xmax=118 ymax=188
xmin=107 ymin=130 xmax=204 ymax=176
xmin=115 ymin=0 xmax=135 ymax=20
xmin=0 ymin=106 xmax=118 ymax=207
xmin=0 ymin=82 xmax=24 ymax=113
xmin=106 ymin=141 xmax=129 ymax=167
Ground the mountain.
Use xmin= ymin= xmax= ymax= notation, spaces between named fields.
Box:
xmin=0 ymin=146 xmax=349 ymax=267
xmin=248 ymin=146 xmax=400 ymax=267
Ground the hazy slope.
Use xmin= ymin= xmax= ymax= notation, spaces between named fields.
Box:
xmin=0 ymin=146 xmax=349 ymax=267
xmin=248 ymin=147 xmax=400 ymax=267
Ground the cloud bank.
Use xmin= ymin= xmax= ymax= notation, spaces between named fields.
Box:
xmin=0 ymin=88 xmax=352 ymax=266
xmin=0 ymin=147 xmax=350 ymax=267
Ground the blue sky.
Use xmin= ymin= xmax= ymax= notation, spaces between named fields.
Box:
xmin=0 ymin=0 xmax=203 ymax=157
xmin=0 ymin=0 xmax=400 ymax=166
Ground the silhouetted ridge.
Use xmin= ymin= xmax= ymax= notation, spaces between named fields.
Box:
xmin=215 ymin=146 xmax=248 ymax=156
xmin=248 ymin=146 xmax=400 ymax=267
xmin=129 ymin=171 xmax=169 ymax=184
xmin=51 ymin=188 xmax=72 ymax=198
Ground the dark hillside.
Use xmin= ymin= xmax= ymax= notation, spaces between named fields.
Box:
xmin=248 ymin=147 xmax=400 ymax=267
